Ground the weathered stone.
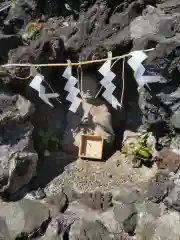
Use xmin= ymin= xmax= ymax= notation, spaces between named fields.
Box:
xmin=79 ymin=191 xmax=113 ymax=211
xmin=151 ymin=212 xmax=180 ymax=240
xmin=7 ymin=34 xmax=65 ymax=83
xmin=114 ymin=188 xmax=143 ymax=204
xmin=3 ymin=0 xmax=37 ymax=34
xmin=130 ymin=9 xmax=159 ymax=40
xmin=64 ymin=200 xmax=99 ymax=221
xmin=145 ymin=171 xmax=174 ymax=203
xmin=69 ymin=219 xmax=112 ymax=240
xmin=56 ymin=212 xmax=77 ymax=237
xmin=170 ymin=135 xmax=180 ymax=155
xmin=135 ymin=201 xmax=164 ymax=239
xmin=0 ymin=217 xmax=11 ymax=240
xmin=158 ymin=17 xmax=176 ymax=38
xmin=100 ymin=208 xmax=123 ymax=238
xmin=164 ymin=185 xmax=180 ymax=212
xmin=40 ymin=218 xmax=58 ymax=240
xmin=0 ymin=199 xmax=50 ymax=239
xmin=65 ymin=1 xmax=146 ymax=60
xmin=0 ymin=34 xmax=22 ymax=62
xmin=0 ymin=91 xmax=38 ymax=197
xmin=155 ymin=147 xmax=180 ymax=173
xmin=158 ymin=0 xmax=180 ymax=14
xmin=34 ymin=188 xmax=47 ymax=200
xmin=2 ymin=1 xmax=180 ymax=238
xmin=41 ymin=212 xmax=77 ymax=240
xmin=138 ymin=37 xmax=180 ymax=132
xmin=114 ymin=203 xmax=137 ymax=235
xmin=44 ymin=192 xmax=68 ymax=217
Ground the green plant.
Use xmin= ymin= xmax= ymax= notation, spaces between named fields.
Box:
xmin=11 ymin=0 xmax=18 ymax=8
xmin=25 ymin=21 xmax=42 ymax=39
xmin=121 ymin=132 xmax=153 ymax=168
xmin=39 ymin=129 xmax=60 ymax=151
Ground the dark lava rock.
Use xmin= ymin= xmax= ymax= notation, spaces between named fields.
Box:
xmin=3 ymin=0 xmax=37 ymax=34
xmin=145 ymin=36 xmax=180 ymax=81
xmin=0 ymin=34 xmax=22 ymax=61
xmin=145 ymin=171 xmax=174 ymax=203
xmin=37 ymin=0 xmax=87 ymax=19
xmin=0 ymin=91 xmax=38 ymax=197
xmin=65 ymin=1 xmax=144 ymax=60
xmin=155 ymin=147 xmax=180 ymax=173
xmin=139 ymin=38 xmax=180 ymax=130
xmin=7 ymin=33 xmax=65 ymax=80
xmin=5 ymin=32 xmax=67 ymax=110
xmin=4 ymin=0 xmax=180 ymax=148
xmin=138 ymin=87 xmax=169 ymax=131
xmin=0 ymin=199 xmax=50 ymax=239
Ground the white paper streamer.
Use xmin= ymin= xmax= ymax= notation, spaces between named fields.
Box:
xmin=0 ymin=1 xmax=12 ymax=13
xmin=62 ymin=60 xmax=82 ymax=113
xmin=128 ymin=50 xmax=161 ymax=87
xmin=98 ymin=52 xmax=121 ymax=110
xmin=29 ymin=73 xmax=59 ymax=107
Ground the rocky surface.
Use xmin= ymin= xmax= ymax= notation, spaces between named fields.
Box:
xmin=44 ymin=151 xmax=157 ymax=195
xmin=43 ymin=191 xmax=68 ymax=217
xmin=155 ymin=147 xmax=180 ymax=173
xmin=1 ymin=159 xmax=180 ymax=239
xmin=145 ymin=171 xmax=174 ymax=203
xmin=0 ymin=198 xmax=50 ymax=239
xmin=1 ymin=0 xmax=180 ymax=239
xmin=0 ymin=88 xmax=38 ymax=198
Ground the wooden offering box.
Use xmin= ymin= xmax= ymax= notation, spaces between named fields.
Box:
xmin=79 ymin=134 xmax=104 ymax=160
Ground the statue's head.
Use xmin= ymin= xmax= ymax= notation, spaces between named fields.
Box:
xmin=81 ymin=73 xmax=99 ymax=103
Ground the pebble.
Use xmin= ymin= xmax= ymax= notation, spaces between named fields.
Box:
xmin=116 ymin=160 xmax=121 ymax=167
xmin=45 ymin=153 xmax=154 ymax=196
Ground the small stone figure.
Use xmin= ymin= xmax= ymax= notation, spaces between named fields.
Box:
xmin=61 ymin=73 xmax=115 ymax=156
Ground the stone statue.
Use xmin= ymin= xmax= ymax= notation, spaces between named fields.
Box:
xmin=61 ymin=73 xmax=115 ymax=156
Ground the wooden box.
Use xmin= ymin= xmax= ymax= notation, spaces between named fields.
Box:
xmin=78 ymin=134 xmax=104 ymax=160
